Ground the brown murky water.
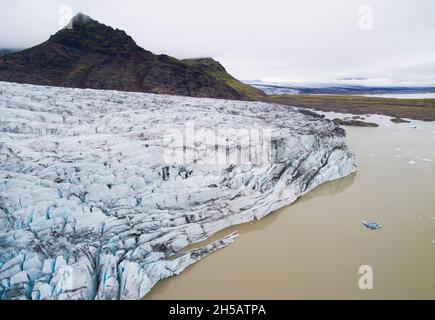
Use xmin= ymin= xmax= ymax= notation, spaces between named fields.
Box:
xmin=146 ymin=117 xmax=435 ymax=300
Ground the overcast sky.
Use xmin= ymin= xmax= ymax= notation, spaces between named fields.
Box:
xmin=1 ymin=0 xmax=434 ymax=85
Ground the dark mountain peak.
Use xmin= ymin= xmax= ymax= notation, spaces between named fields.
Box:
xmin=0 ymin=15 xmax=255 ymax=100
xmin=49 ymin=14 xmax=138 ymax=55
xmin=69 ymin=13 xmax=96 ymax=27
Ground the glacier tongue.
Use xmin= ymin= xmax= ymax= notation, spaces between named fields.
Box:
xmin=0 ymin=81 xmax=356 ymax=300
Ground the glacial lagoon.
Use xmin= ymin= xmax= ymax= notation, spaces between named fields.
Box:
xmin=146 ymin=114 xmax=435 ymax=299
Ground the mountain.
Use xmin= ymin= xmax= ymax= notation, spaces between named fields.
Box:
xmin=0 ymin=13 xmax=250 ymax=100
xmin=0 ymin=49 xmax=20 ymax=57
xmin=182 ymin=58 xmax=266 ymax=100
xmin=245 ymin=80 xmax=435 ymax=95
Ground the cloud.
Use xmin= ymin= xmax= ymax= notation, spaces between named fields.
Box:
xmin=0 ymin=0 xmax=434 ymax=85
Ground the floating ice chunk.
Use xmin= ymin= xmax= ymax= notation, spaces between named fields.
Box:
xmin=362 ymin=221 xmax=382 ymax=230
xmin=408 ymin=160 xmax=416 ymax=165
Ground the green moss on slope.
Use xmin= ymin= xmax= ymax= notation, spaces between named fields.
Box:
xmin=182 ymin=58 xmax=266 ymax=100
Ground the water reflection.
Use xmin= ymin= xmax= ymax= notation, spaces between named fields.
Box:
xmin=297 ymin=172 xmax=357 ymax=203
xmin=181 ymin=173 xmax=357 ymax=250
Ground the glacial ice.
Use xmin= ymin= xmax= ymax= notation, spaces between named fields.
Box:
xmin=0 ymin=81 xmax=356 ymax=300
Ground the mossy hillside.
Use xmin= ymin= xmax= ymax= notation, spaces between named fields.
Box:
xmin=182 ymin=58 xmax=266 ymax=100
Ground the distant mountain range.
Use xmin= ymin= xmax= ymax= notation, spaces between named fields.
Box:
xmin=0 ymin=13 xmax=264 ymax=100
xmin=244 ymin=80 xmax=435 ymax=95
xmin=0 ymin=49 xmax=19 ymax=57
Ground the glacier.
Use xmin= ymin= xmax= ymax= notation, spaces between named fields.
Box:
xmin=0 ymin=81 xmax=356 ymax=300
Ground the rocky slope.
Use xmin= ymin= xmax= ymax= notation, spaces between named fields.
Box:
xmin=0 ymin=14 xmax=244 ymax=100
xmin=182 ymin=58 xmax=266 ymax=100
xmin=0 ymin=82 xmax=357 ymax=300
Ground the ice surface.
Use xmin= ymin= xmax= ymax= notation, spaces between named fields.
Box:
xmin=0 ymin=82 xmax=356 ymax=299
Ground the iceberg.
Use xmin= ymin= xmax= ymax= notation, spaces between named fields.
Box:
xmin=362 ymin=221 xmax=382 ymax=230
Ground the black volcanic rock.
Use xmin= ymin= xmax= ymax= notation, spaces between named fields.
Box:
xmin=390 ymin=117 xmax=411 ymax=124
xmin=0 ymin=13 xmax=244 ymax=99
xmin=333 ymin=118 xmax=379 ymax=127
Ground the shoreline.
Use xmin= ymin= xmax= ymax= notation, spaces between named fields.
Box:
xmin=265 ymin=94 xmax=435 ymax=122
